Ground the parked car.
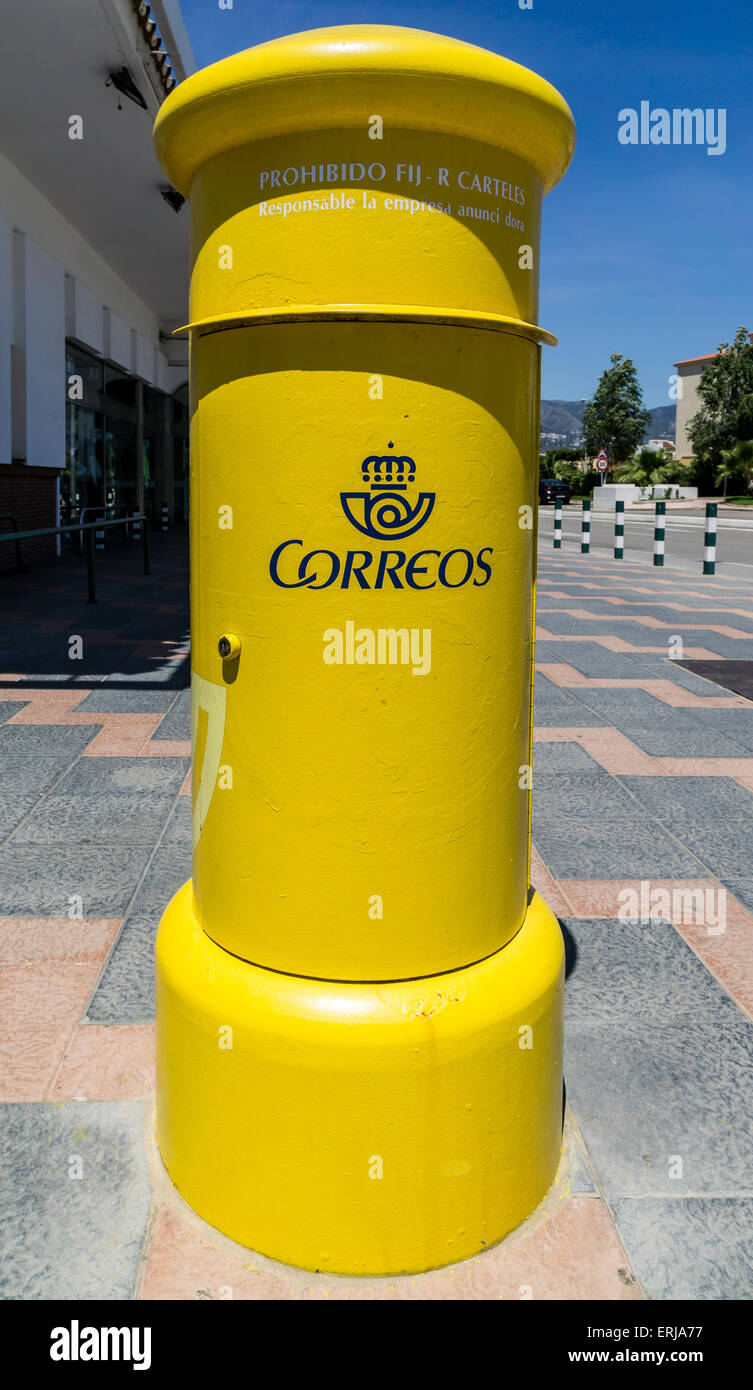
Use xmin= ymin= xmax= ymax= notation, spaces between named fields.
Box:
xmin=539 ymin=478 xmax=571 ymax=505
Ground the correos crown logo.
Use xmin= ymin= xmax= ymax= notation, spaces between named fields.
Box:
xmin=268 ymin=443 xmax=493 ymax=591
xmin=340 ymin=446 xmax=435 ymax=540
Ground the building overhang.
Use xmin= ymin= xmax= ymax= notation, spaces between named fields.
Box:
xmin=0 ymin=0 xmax=195 ymax=327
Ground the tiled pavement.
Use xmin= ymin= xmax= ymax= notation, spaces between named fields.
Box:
xmin=1 ymin=538 xmax=753 ymax=1299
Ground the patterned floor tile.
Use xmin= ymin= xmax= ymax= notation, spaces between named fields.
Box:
xmin=51 ymin=1024 xmax=155 ymax=1101
xmin=76 ymin=689 xmax=177 ymax=713
xmin=531 ymin=776 xmax=642 ymax=820
xmin=610 ymin=1198 xmax=753 ymax=1299
xmin=618 ymin=774 xmax=753 ymax=823
xmin=152 ymin=688 xmax=191 ymax=741
xmin=138 ymin=1190 xmax=639 ymax=1302
xmin=663 ymin=821 xmax=753 ymax=877
xmin=532 ymin=820 xmax=706 ymax=880
xmin=86 ymin=917 xmax=159 ymax=1025
xmin=0 ymin=844 xmax=152 ymax=916
xmin=9 ymin=755 xmax=189 ymax=846
xmin=0 ymin=1101 xmax=151 ymax=1299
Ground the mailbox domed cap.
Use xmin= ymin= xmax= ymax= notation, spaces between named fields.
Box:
xmin=154 ymin=24 xmax=575 ymax=196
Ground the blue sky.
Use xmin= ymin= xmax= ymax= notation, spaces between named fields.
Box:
xmin=179 ymin=0 xmax=750 ymax=408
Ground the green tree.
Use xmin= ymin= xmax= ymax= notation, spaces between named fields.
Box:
xmin=546 ymin=460 xmax=599 ymax=497
xmin=688 ymin=328 xmax=753 ymax=466
xmin=716 ymin=440 xmax=753 ymax=494
xmin=583 ymin=354 xmax=651 ymax=466
xmin=540 ymin=447 xmax=583 ymax=470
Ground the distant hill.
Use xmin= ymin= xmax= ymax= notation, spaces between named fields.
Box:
xmin=540 ymin=400 xmax=676 ymax=449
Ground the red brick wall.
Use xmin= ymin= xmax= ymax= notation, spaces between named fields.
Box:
xmin=0 ymin=463 xmax=59 ymax=572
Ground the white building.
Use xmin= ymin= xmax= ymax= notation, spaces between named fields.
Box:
xmin=0 ymin=0 xmax=195 ymax=565
xmin=644 ymin=438 xmax=676 ymax=457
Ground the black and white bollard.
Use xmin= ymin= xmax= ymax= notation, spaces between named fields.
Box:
xmin=161 ymin=503 xmax=169 ymax=533
xmin=653 ymin=500 xmax=666 ymax=567
xmin=95 ymin=523 xmax=105 ymax=552
xmin=553 ymin=499 xmax=562 ymax=549
xmin=580 ymin=498 xmax=591 ymax=554
xmin=132 ymin=511 xmax=142 ymax=542
xmin=614 ymin=499 xmax=624 ymax=559
xmin=703 ymin=501 xmax=717 ymax=575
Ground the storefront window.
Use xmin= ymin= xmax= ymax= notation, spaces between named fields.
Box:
xmin=143 ymin=386 xmax=168 ymax=523
xmin=104 ymin=364 xmax=137 ymax=411
xmin=66 ymin=345 xmax=103 ymax=398
xmin=63 ymin=403 xmax=103 ymax=526
xmin=104 ymin=418 xmax=138 ymax=518
xmin=64 ymin=342 xmax=178 ymax=528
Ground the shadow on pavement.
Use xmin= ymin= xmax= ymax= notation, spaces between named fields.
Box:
xmin=0 ymin=528 xmax=190 ymax=689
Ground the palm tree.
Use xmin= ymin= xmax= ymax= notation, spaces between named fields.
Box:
xmin=614 ymin=449 xmax=683 ymax=492
xmin=717 ymin=440 xmax=753 ymax=497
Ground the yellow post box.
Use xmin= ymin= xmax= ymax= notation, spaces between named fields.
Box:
xmin=153 ymin=24 xmax=575 ymax=1275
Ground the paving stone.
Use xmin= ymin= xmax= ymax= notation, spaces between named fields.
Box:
xmin=152 ymin=688 xmax=191 ymax=740
xmin=532 ymin=642 xmax=565 ymax=663
xmin=533 ymin=698 xmax=608 ymax=728
xmin=11 ymin=793 xmax=177 ymax=846
xmin=532 ymin=775 xmax=642 ymax=820
xmin=625 ymin=658 xmax=734 ymax=696
xmin=125 ymin=842 xmax=191 ymax=917
xmin=533 ymin=674 xmax=578 ymax=705
xmin=0 ymin=844 xmax=151 ymax=916
xmin=619 ymin=775 xmax=753 ymax=824
xmin=50 ymin=756 xmax=187 ymax=795
xmin=87 ymin=916 xmax=158 ymax=1024
xmin=567 ymin=1142 xmax=597 ymax=1195
xmin=565 ymin=1015 xmax=753 ymax=1198
xmin=564 ymin=909 xmax=753 ymax=1202
xmin=609 ymin=1198 xmax=753 ymax=1299
xmin=76 ymin=689 xmax=177 ymax=713
xmin=0 ymin=792 xmax=45 ymax=839
xmin=0 ymin=724 xmax=98 ymax=756
xmin=573 ymin=689 xmax=688 ymax=722
xmin=681 ymin=707 xmax=753 ymax=754
xmin=684 ymin=636 xmax=753 ymax=660
xmin=536 ymin=614 xmax=615 ymax=636
xmin=720 ymin=878 xmax=753 ymax=914
xmin=664 ymin=821 xmax=753 ymax=877
xmin=533 ymin=742 xmax=612 ymax=776
xmin=532 ymin=820 xmax=706 ymax=880
xmin=161 ymin=797 xmax=191 ymax=845
xmin=9 ymin=755 xmax=187 ymax=845
xmin=620 ymin=723 xmax=752 ymax=757
xmin=0 ymin=1101 xmax=151 ymax=1299
xmin=0 ymin=702 xmax=28 ymax=725
xmin=544 ymin=644 xmax=651 ymax=678
xmin=0 ymin=750 xmax=80 ymax=800
xmin=563 ymin=916 xmax=741 ymax=1027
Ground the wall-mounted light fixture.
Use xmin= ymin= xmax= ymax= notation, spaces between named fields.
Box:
xmin=106 ymin=66 xmax=148 ymax=110
xmin=160 ymin=186 xmax=186 ymax=214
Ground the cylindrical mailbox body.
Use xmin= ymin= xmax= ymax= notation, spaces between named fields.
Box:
xmin=154 ymin=25 xmax=575 ymax=1274
xmin=190 ymin=321 xmax=540 ymax=979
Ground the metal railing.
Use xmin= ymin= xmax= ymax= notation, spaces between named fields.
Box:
xmin=0 ymin=514 xmax=150 ymax=602
xmin=0 ymin=514 xmax=24 ymax=573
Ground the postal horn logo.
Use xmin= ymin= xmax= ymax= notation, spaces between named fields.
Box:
xmin=340 ymin=444 xmax=435 ymax=540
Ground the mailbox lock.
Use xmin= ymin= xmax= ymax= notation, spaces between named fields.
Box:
xmin=218 ymin=633 xmax=241 ymax=660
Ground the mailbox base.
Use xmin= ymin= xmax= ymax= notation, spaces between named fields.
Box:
xmin=155 ymin=882 xmax=564 ymax=1276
